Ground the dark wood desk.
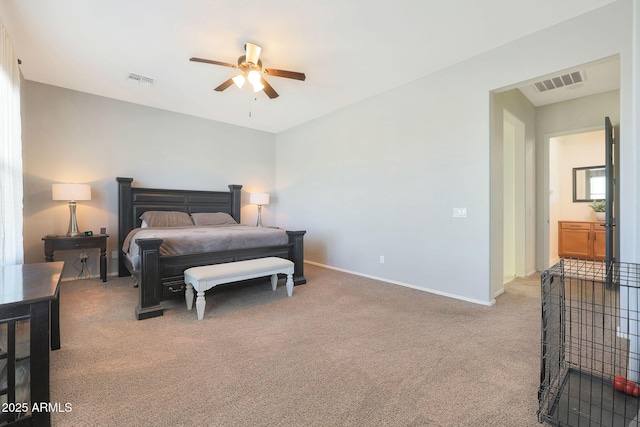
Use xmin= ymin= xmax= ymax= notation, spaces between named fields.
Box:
xmin=43 ymin=234 xmax=108 ymax=282
xmin=0 ymin=262 xmax=63 ymax=426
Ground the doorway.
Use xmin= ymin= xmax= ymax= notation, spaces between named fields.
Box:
xmin=490 ymin=56 xmax=620 ymax=300
xmin=547 ymin=129 xmax=606 ymax=266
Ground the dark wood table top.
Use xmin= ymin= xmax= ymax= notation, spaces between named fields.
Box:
xmin=42 ymin=234 xmax=108 ymax=241
xmin=0 ymin=262 xmax=63 ymax=308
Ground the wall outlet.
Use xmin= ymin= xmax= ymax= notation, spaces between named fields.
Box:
xmin=112 ymin=251 xmax=119 ymax=259
xmin=380 ymin=255 xmax=385 ymax=264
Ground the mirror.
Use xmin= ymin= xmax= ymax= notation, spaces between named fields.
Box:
xmin=573 ymin=165 xmax=606 ymax=202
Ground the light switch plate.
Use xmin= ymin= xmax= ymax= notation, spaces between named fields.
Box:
xmin=453 ymin=208 xmax=467 ymax=218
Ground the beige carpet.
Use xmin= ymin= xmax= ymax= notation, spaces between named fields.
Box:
xmin=50 ymin=264 xmax=542 ymax=426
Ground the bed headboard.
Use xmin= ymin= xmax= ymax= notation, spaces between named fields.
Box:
xmin=116 ymin=177 xmax=242 ymax=276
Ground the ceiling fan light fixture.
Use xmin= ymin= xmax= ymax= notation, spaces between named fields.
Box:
xmin=251 ymin=80 xmax=265 ymax=92
xmin=232 ymin=74 xmax=245 ymax=88
xmin=247 ymin=70 xmax=261 ymax=85
xmin=190 ymin=42 xmax=303 ymax=100
xmin=245 ymin=43 xmax=261 ymax=65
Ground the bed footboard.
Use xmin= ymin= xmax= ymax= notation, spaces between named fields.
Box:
xmin=135 ymin=238 xmax=164 ymax=320
xmin=287 ymin=230 xmax=306 ymax=285
xmin=133 ymin=231 xmax=306 ymax=320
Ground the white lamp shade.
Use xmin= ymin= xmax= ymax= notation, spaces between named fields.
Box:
xmin=247 ymin=70 xmax=261 ymax=84
xmin=52 ymin=183 xmax=91 ymax=201
xmin=251 ymin=80 xmax=265 ymax=92
xmin=249 ymin=192 xmax=269 ymax=205
xmin=232 ymin=74 xmax=245 ymax=88
xmin=245 ymin=43 xmax=262 ymax=65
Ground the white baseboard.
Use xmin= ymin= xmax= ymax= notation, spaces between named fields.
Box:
xmin=304 ymin=260 xmax=496 ymax=307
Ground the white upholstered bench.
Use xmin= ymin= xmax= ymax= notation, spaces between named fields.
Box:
xmin=183 ymin=257 xmax=295 ymax=320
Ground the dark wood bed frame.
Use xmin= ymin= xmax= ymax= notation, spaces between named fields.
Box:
xmin=117 ymin=177 xmax=306 ymax=320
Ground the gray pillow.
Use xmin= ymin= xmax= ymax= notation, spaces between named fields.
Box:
xmin=139 ymin=211 xmax=194 ymax=227
xmin=190 ymin=212 xmax=237 ymax=226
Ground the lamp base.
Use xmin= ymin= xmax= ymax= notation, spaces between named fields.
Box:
xmin=66 ymin=201 xmax=81 ymax=237
xmin=256 ymin=205 xmax=264 ymax=227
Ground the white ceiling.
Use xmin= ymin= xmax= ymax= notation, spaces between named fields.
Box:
xmin=0 ymin=0 xmax=618 ymax=133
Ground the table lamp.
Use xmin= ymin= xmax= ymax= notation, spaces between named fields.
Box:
xmin=52 ymin=183 xmax=91 ymax=236
xmin=249 ymin=193 xmax=269 ymax=227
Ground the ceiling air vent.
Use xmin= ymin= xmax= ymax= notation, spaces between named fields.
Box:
xmin=127 ymin=73 xmax=155 ymax=87
xmin=533 ymin=71 xmax=585 ymax=93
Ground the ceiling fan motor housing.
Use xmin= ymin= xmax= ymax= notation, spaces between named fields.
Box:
xmin=237 ymin=55 xmax=263 ymax=72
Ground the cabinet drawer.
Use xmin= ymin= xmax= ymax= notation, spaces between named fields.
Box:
xmin=66 ymin=240 xmax=96 ymax=250
xmin=561 ymin=222 xmax=591 ymax=230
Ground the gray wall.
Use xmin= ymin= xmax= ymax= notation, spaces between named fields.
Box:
xmin=22 ymin=82 xmax=275 ymax=279
xmin=275 ymin=1 xmax=636 ymax=305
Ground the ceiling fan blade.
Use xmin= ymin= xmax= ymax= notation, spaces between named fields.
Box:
xmin=264 ymin=68 xmax=306 ymax=81
xmin=260 ymin=77 xmax=279 ymax=99
xmin=245 ymin=43 xmax=262 ymax=65
xmin=214 ymin=78 xmax=235 ymax=92
xmin=190 ymin=57 xmax=237 ymax=68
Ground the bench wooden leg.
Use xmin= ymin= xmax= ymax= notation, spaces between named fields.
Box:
xmin=286 ymin=274 xmax=293 ymax=297
xmin=270 ymin=274 xmax=278 ymax=291
xmin=185 ymin=283 xmax=194 ymax=310
xmin=196 ymin=291 xmax=206 ymax=320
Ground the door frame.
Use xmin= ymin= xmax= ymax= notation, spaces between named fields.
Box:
xmin=503 ymin=110 xmax=527 ymax=282
xmin=539 ymin=125 xmax=607 ymax=271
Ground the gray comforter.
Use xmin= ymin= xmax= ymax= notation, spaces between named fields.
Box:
xmin=123 ymin=225 xmax=289 ymax=269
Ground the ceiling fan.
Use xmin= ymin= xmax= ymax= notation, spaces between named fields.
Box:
xmin=190 ymin=42 xmax=306 ymax=99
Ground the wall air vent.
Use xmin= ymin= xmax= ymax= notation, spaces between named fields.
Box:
xmin=532 ymin=70 xmax=585 ymax=93
xmin=127 ymin=73 xmax=155 ymax=87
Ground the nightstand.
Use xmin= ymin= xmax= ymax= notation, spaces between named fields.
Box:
xmin=42 ymin=234 xmax=109 ymax=281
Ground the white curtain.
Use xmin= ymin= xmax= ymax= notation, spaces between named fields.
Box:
xmin=0 ymin=20 xmax=23 ymax=266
